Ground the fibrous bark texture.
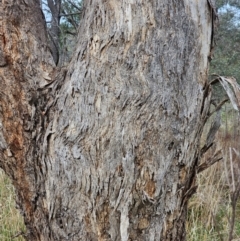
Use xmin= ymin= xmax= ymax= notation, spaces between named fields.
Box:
xmin=0 ymin=0 xmax=214 ymax=240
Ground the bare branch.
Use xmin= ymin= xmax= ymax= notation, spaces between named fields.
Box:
xmin=209 ymin=98 xmax=229 ymax=117
xmin=64 ymin=0 xmax=82 ymax=11
xmin=211 ymin=75 xmax=240 ymax=112
xmin=60 ymin=12 xmax=81 ymax=17
xmin=200 ymin=110 xmax=221 ymax=157
xmin=197 ymin=150 xmax=222 ymax=173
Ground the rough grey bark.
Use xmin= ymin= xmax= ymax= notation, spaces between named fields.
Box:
xmin=0 ymin=0 xmax=214 ymax=240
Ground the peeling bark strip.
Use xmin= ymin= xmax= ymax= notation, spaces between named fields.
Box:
xmin=0 ymin=0 xmax=214 ymax=240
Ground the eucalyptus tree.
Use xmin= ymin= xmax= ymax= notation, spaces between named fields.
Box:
xmin=0 ymin=0 xmax=216 ymax=240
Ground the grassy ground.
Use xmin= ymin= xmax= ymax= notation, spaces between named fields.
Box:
xmin=187 ymin=108 xmax=240 ymax=241
xmin=0 ymin=169 xmax=25 ymax=241
xmin=187 ymin=163 xmax=233 ymax=241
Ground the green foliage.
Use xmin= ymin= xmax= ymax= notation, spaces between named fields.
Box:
xmin=217 ymin=0 xmax=240 ymax=9
xmin=59 ymin=1 xmax=82 ymax=63
xmin=61 ymin=0 xmax=82 ymax=29
xmin=42 ymin=0 xmax=82 ymax=64
xmin=210 ymin=0 xmax=240 ymax=100
xmin=211 ymin=13 xmax=240 ymax=79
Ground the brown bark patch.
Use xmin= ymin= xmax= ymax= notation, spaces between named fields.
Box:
xmin=138 ymin=218 xmax=150 ymax=230
xmin=144 ymin=179 xmax=156 ymax=198
xmin=10 ymin=136 xmax=22 ymax=152
xmin=96 ymin=204 xmax=111 ymax=240
xmin=179 ymin=167 xmax=187 ymax=184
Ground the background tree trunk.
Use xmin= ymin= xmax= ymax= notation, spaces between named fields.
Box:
xmin=47 ymin=0 xmax=61 ymax=65
xmin=0 ymin=0 xmax=214 ymax=240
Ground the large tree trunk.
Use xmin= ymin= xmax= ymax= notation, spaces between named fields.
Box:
xmin=0 ymin=0 xmax=214 ymax=240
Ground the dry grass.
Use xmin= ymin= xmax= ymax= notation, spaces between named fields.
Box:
xmin=187 ymin=108 xmax=240 ymax=241
xmin=187 ymin=162 xmax=230 ymax=240
xmin=0 ymin=169 xmax=25 ymax=241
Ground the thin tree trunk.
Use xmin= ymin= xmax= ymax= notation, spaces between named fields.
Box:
xmin=47 ymin=0 xmax=61 ymax=65
xmin=0 ymin=0 xmax=214 ymax=240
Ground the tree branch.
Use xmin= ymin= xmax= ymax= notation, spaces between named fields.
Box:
xmin=197 ymin=150 xmax=223 ymax=173
xmin=60 ymin=12 xmax=81 ymax=17
xmin=64 ymin=0 xmax=82 ymax=11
